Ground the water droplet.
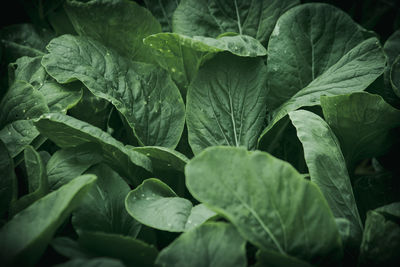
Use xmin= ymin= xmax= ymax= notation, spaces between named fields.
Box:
xmin=146 ymin=153 xmax=151 ymax=156
xmin=167 ymin=223 xmax=172 ymax=227
xmin=187 ymin=220 xmax=192 ymax=224
xmin=8 ymin=132 xmax=11 ymax=135
xmin=145 ymin=197 xmax=150 ymax=200
xmin=171 ymin=67 xmax=176 ymax=73
xmin=149 ymin=43 xmax=153 ymax=47
xmin=106 ymin=52 xmax=110 ymax=56
xmin=167 ymin=163 xmax=171 ymax=167
xmin=141 ymin=194 xmax=145 ymax=197
xmin=143 ymin=100 xmax=147 ymax=105
xmin=26 ymin=117 xmax=30 ymax=120
xmin=22 ymin=109 xmax=26 ymax=113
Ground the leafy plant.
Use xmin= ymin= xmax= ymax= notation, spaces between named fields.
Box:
xmin=1 ymin=0 xmax=399 ymax=266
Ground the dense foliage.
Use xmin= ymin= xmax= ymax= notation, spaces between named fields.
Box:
xmin=1 ymin=0 xmax=400 ymax=266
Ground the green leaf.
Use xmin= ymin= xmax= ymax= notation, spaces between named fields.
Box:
xmin=33 ymin=113 xmax=152 ymax=185
xmin=77 ymin=231 xmax=158 ymax=267
xmin=155 ymin=222 xmax=246 ymax=267
xmin=186 ymin=53 xmax=268 ymax=154
xmin=47 ymin=144 xmax=103 ymax=191
xmin=10 ymin=146 xmax=49 ymax=215
xmin=172 ymin=0 xmax=299 ymax=45
xmin=72 ymin=164 xmax=141 ymax=237
xmin=144 ymin=33 xmax=267 ymax=90
xmin=42 ymin=35 xmax=185 ymax=148
xmin=131 ymin=146 xmax=188 ymax=172
xmin=54 ymin=258 xmax=125 ymax=267
xmin=289 ymin=110 xmax=363 ymax=244
xmin=259 ymin=37 xmax=385 ymax=146
xmin=0 ymin=174 xmax=96 ymax=266
xmin=384 ymin=30 xmax=400 ymax=67
xmin=143 ymin=0 xmax=179 ymax=32
xmin=265 ymin=3 xmax=365 ymax=110
xmin=185 ymin=146 xmax=342 ymax=265
xmin=125 ymin=178 xmax=215 ymax=232
xmin=320 ymin=92 xmax=400 ymax=170
xmin=65 ymin=0 xmax=161 ymax=63
xmin=0 ymin=24 xmax=54 ymax=64
xmin=359 ymin=202 xmax=400 ymax=267
xmin=9 ymin=56 xmax=82 ymax=113
xmin=0 ymin=140 xmax=16 ymax=217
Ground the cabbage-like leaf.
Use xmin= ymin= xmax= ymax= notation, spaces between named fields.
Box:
xmin=289 ymin=110 xmax=363 ymax=245
xmin=77 ymin=231 xmax=158 ymax=267
xmin=65 ymin=0 xmax=161 ymax=63
xmin=143 ymin=0 xmax=179 ymax=32
xmin=258 ymin=4 xmax=385 ymax=149
xmin=185 ymin=146 xmax=342 ymax=265
xmin=72 ymin=164 xmax=141 ymax=237
xmin=359 ymin=203 xmax=400 ymax=266
xmin=42 ymin=35 xmax=185 ymax=148
xmin=10 ymin=146 xmax=49 ymax=215
xmin=47 ymin=144 xmax=103 ymax=191
xmin=156 ymin=222 xmax=246 ymax=267
xmin=0 ymin=175 xmax=96 ymax=266
xmin=186 ymin=53 xmax=268 ymax=154
xmin=144 ymin=33 xmax=266 ymax=90
xmin=320 ymin=92 xmax=400 ymax=170
xmin=33 ymin=113 xmax=152 ymax=185
xmin=125 ymin=178 xmax=215 ymax=232
xmin=172 ymin=0 xmax=299 ymax=45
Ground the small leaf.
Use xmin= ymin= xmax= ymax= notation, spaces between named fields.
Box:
xmin=125 ymin=178 xmax=215 ymax=232
xmin=0 ymin=140 xmax=16 ymax=217
xmin=72 ymin=164 xmax=142 ymax=237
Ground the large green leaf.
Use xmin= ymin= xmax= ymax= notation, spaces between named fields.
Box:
xmin=0 ymin=175 xmax=96 ymax=266
xmin=42 ymin=34 xmax=185 ymax=148
xmin=265 ymin=3 xmax=365 ymax=110
xmin=359 ymin=202 xmax=400 ymax=267
xmin=259 ymin=37 xmax=385 ymax=146
xmin=289 ymin=110 xmax=363 ymax=245
xmin=320 ymin=92 xmax=400 ymax=170
xmin=77 ymin=231 xmax=158 ymax=267
xmin=65 ymin=0 xmax=161 ymax=63
xmin=185 ymin=146 xmax=342 ymax=265
xmin=47 ymin=144 xmax=103 ymax=191
xmin=33 ymin=113 xmax=152 ymax=185
xmin=125 ymin=178 xmax=215 ymax=232
xmin=143 ymin=0 xmax=180 ymax=32
xmin=186 ymin=53 xmax=268 ymax=154
xmin=72 ymin=164 xmax=141 ymax=237
xmin=51 ymin=237 xmax=93 ymax=259
xmin=0 ymin=140 xmax=16 ymax=217
xmin=155 ymin=222 xmax=246 ymax=267
xmin=172 ymin=0 xmax=299 ymax=45
xmin=144 ymin=33 xmax=267 ymax=90
xmin=10 ymin=146 xmax=49 ymax=215
xmin=258 ymin=3 xmax=385 ymax=148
